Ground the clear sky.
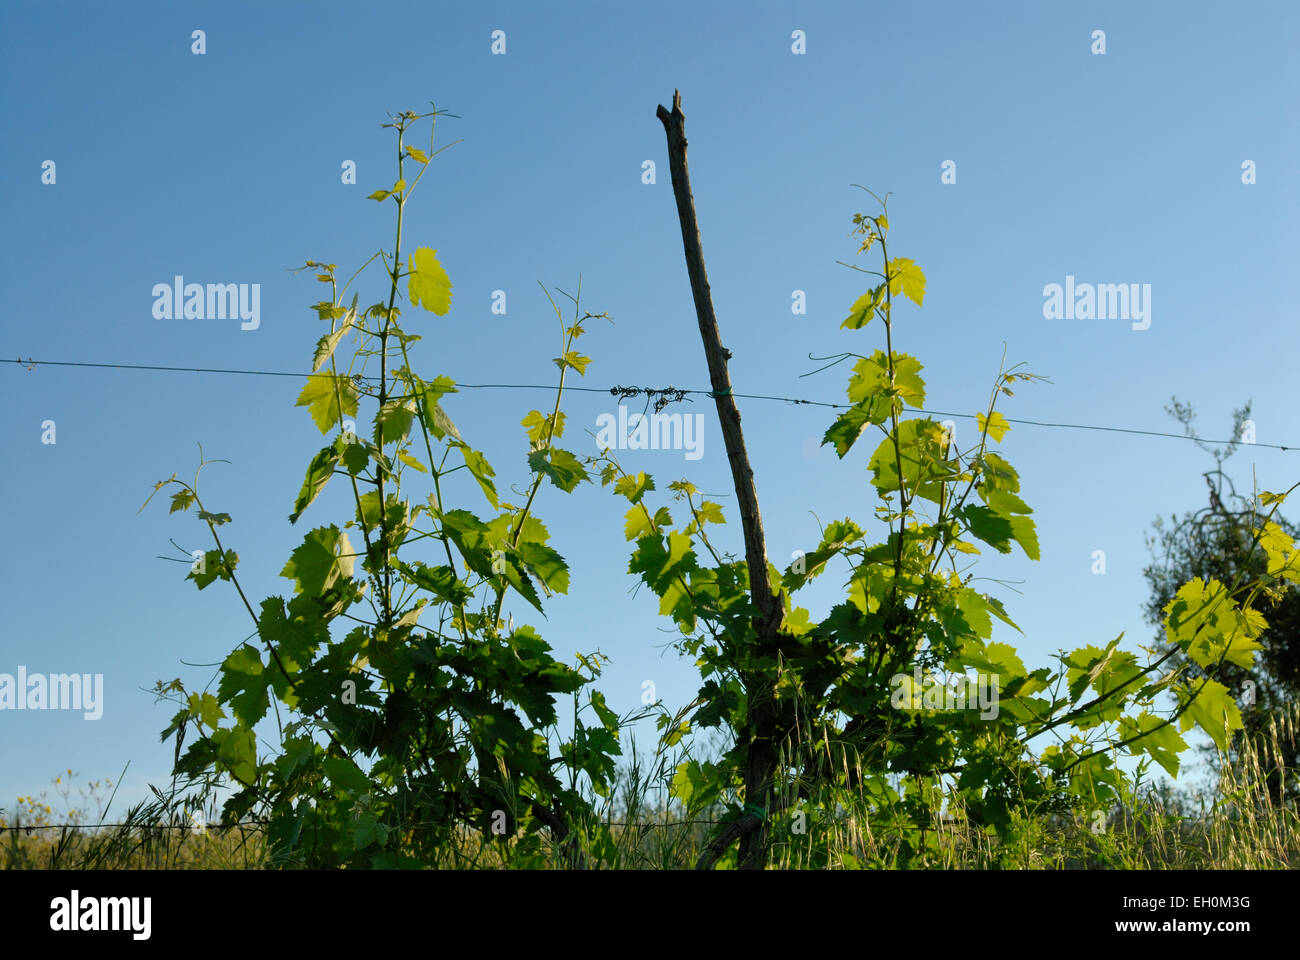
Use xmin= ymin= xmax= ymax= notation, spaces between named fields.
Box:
xmin=2 ymin=0 xmax=1296 ymax=818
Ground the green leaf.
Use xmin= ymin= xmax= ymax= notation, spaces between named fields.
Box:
xmin=522 ymin=410 xmax=562 ymax=446
xmin=671 ymin=760 xmax=721 ymax=814
xmin=374 ymin=400 xmax=415 ymax=445
xmin=1164 ymin=578 xmax=1264 ymax=670
xmin=1119 ymin=712 xmax=1185 ymax=778
xmin=629 ymin=531 xmax=698 ymax=595
xmin=886 ymin=257 xmax=926 ymax=306
xmin=1257 ymin=521 xmax=1300 ymax=583
xmin=257 ymin=595 xmax=327 ymax=670
xmin=847 ymin=351 xmax=926 ymax=408
xmin=978 ymin=452 xmax=1021 ymax=493
xmin=782 ymin=518 xmax=863 ymax=592
xmin=324 ymin=756 xmax=372 ymax=796
xmin=1008 ymin=515 xmax=1040 ymax=561
xmin=217 ymin=645 xmax=270 ymax=727
xmin=393 ymin=601 xmax=425 ymax=630
xmin=1062 ymin=640 xmax=1144 ymax=708
xmin=498 ymin=553 xmax=544 ymax=614
xmin=424 ymin=401 xmax=461 ymax=441
xmin=188 ymin=549 xmax=239 ymax=590
xmin=290 ymin=442 xmax=342 ymax=524
xmin=528 ymin=447 xmax=589 ymax=493
xmin=341 ymin=439 xmax=371 ymax=476
xmin=518 ymin=541 xmax=570 ymax=595
xmin=977 ymin=411 xmax=1010 ymax=443
xmin=187 ymin=692 xmax=225 ymax=730
xmin=983 ymin=489 xmax=1032 ymax=516
xmin=960 ymin=505 xmax=1014 ymax=554
xmin=553 ymin=351 xmax=592 ymax=375
xmin=405 ymin=145 xmax=430 ymax=164
xmin=685 ymin=500 xmax=725 ymax=535
xmin=868 ymin=419 xmax=948 ymax=503
xmin=280 ymin=525 xmax=356 ymax=597
xmin=354 ymin=813 xmax=384 ymax=850
xmin=492 ymin=514 xmax=551 ymax=548
xmin=439 ymin=509 xmax=494 ymax=578
xmin=589 ymin=689 xmax=619 ymax=732
xmin=296 ymin=374 xmax=360 ymax=434
xmin=312 ymin=299 xmax=356 ymax=372
xmin=984 ymin=594 xmax=1022 ymax=633
xmin=407 ymin=247 xmax=453 ymax=315
xmin=455 ymin=444 xmax=499 ymax=508
xmin=397 ymin=451 xmax=428 ymax=473
xmin=421 ymin=375 xmax=458 ymax=403
xmin=169 ymin=489 xmax=196 ymax=514
xmin=613 ymin=471 xmax=653 ymax=505
xmin=310 ymin=300 xmax=347 ymax=321
xmin=197 ymin=510 xmax=231 ymax=526
xmin=356 ymin=491 xmax=385 ymax=530
xmin=415 ymin=376 xmax=461 ymax=441
xmin=954 ymin=589 xmax=995 ymax=641
xmin=823 ymin=395 xmax=891 ymax=458
xmin=981 ymin=641 xmax=1028 ymax=681
xmin=1177 ymin=678 xmax=1242 ymax=752
xmin=841 ymin=284 xmax=884 ymax=330
xmin=397 ymin=561 xmax=473 ymax=607
xmin=210 ymin=727 xmax=257 ymax=785
xmin=624 ymin=504 xmax=670 ymax=541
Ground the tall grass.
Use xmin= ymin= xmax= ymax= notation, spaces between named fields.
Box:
xmin=6 ymin=705 xmax=1296 ymax=869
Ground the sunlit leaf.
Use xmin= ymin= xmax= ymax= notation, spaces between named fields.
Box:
xmin=296 ymin=374 xmax=360 ymax=434
xmin=407 ymin=247 xmax=453 ymax=315
xmin=977 ymin=411 xmax=1010 ymax=443
xmin=886 ymin=257 xmax=926 ymax=306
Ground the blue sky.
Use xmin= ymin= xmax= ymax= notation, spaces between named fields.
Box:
xmin=2 ymin=0 xmax=1296 ymax=819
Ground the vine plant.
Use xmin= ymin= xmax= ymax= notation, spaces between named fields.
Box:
xmin=143 ymin=106 xmax=624 ymax=868
xmin=600 ymin=190 xmax=1300 ymax=869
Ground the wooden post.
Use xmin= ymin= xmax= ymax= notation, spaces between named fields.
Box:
xmin=656 ymin=90 xmax=785 ymax=870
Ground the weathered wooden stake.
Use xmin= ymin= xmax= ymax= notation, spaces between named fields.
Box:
xmin=656 ymin=90 xmax=786 ymax=870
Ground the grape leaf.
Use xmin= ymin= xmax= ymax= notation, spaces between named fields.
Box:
xmin=407 ymin=247 xmax=453 ymax=314
xmin=886 ymin=257 xmax=926 ymax=306
xmin=528 ymin=447 xmax=589 ymax=493
xmin=290 ymin=441 xmax=343 ymax=524
xmin=977 ymin=411 xmax=1010 ymax=443
xmin=296 ymin=374 xmax=360 ymax=434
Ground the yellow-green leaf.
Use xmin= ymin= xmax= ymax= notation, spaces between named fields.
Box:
xmin=1257 ymin=521 xmax=1300 ymax=582
xmin=1164 ymin=578 xmax=1264 ymax=670
xmin=624 ymin=505 xmax=660 ymax=541
xmin=1119 ymin=712 xmax=1186 ymax=778
xmin=977 ymin=411 xmax=1010 ymax=443
xmin=407 ymin=247 xmax=453 ymax=315
xmin=553 ymin=351 xmax=591 ymax=375
xmin=887 ymin=257 xmax=926 ymax=307
xmin=1177 ymin=679 xmax=1242 ymax=752
xmin=296 ymin=374 xmax=360 ymax=434
xmin=842 ymin=285 xmax=883 ymax=330
xmin=398 ymin=451 xmax=428 ymax=473
xmin=312 ymin=300 xmax=356 ymax=372
xmin=188 ymin=692 xmax=225 ymax=730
